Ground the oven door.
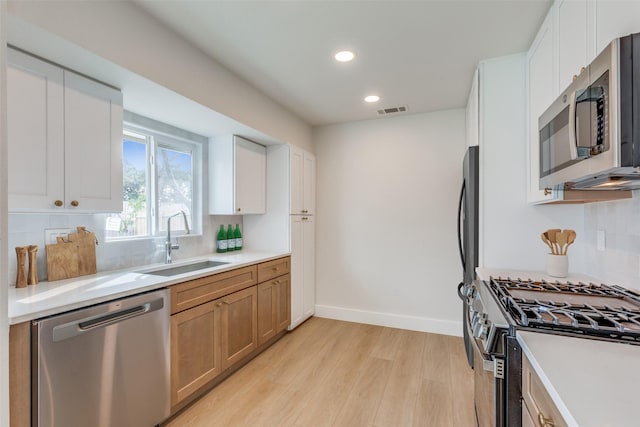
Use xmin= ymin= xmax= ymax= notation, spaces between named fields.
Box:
xmin=468 ymin=318 xmax=506 ymax=427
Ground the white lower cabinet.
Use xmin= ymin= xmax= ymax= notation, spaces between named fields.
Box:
xmin=7 ymin=48 xmax=123 ymax=212
xmin=290 ymin=215 xmax=315 ymax=329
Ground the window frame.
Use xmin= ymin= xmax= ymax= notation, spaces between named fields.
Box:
xmin=107 ymin=120 xmax=203 ymax=241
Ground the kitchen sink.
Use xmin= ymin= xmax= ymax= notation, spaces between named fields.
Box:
xmin=142 ymin=260 xmax=229 ymax=276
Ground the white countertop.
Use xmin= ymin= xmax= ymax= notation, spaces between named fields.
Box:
xmin=8 ymin=251 xmax=289 ymax=325
xmin=518 ymin=331 xmax=640 ymax=427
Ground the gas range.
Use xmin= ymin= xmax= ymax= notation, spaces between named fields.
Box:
xmin=486 ymin=277 xmax=640 ymax=345
xmin=467 ymin=276 xmax=640 ymax=427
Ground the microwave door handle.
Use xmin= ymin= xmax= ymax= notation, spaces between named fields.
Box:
xmin=568 ymin=90 xmax=579 ymax=160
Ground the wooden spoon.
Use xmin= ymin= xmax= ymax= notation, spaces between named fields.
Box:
xmin=540 ymin=232 xmax=554 ymax=254
xmin=547 ymin=229 xmax=561 ymax=255
xmin=556 ymin=230 xmax=568 ymax=256
xmin=564 ymin=230 xmax=576 ymax=255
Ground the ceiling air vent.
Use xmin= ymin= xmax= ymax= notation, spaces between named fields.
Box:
xmin=377 ymin=105 xmax=409 ymax=115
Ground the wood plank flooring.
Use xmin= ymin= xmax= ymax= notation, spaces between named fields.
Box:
xmin=166 ymin=317 xmax=475 ymax=427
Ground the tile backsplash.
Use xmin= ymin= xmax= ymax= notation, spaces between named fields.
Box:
xmin=584 ymin=190 xmax=640 ymax=290
xmin=7 ymin=212 xmax=240 ymax=286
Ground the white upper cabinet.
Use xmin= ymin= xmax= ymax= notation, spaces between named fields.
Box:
xmin=64 ymin=71 xmax=123 ymax=212
xmin=526 ymin=7 xmax=559 ymax=204
xmin=290 ymin=145 xmax=315 ymax=215
xmin=595 ymin=0 xmax=640 ymax=54
xmin=209 ymin=135 xmax=266 ymax=215
xmin=525 ymin=0 xmax=630 ymax=204
xmin=465 ymin=69 xmax=479 ymax=148
xmin=557 ymin=0 xmax=595 ymax=92
xmin=7 ymin=49 xmax=123 ymax=212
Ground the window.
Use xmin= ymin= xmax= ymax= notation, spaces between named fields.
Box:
xmin=106 ymin=115 xmax=203 ymax=240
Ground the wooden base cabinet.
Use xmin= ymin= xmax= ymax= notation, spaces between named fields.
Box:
xmin=219 ymin=286 xmax=258 ymax=368
xmin=171 ymin=301 xmax=222 ymax=406
xmin=522 ymin=354 xmax=568 ymax=427
xmin=170 ymin=286 xmax=258 ymax=409
xmin=257 ymin=274 xmax=291 ymax=346
xmin=170 ymin=259 xmax=290 ymax=411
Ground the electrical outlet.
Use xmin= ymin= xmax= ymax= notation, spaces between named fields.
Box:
xmin=44 ymin=228 xmax=73 ymax=244
xmin=596 ymin=230 xmax=606 ymax=251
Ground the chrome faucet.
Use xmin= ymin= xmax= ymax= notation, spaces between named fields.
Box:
xmin=165 ymin=211 xmax=190 ymax=264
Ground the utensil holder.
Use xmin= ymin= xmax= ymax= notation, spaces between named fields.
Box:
xmin=547 ymin=254 xmax=568 ymax=278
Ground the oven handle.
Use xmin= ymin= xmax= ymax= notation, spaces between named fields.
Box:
xmin=568 ymin=89 xmax=579 ymax=160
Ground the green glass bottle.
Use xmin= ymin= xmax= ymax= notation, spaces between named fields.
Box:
xmin=216 ymin=224 xmax=227 ymax=253
xmin=227 ymin=224 xmax=236 ymax=251
xmin=234 ymin=224 xmax=242 ymax=251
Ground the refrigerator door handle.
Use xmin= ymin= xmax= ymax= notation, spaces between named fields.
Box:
xmin=457 ymin=180 xmax=466 ymax=270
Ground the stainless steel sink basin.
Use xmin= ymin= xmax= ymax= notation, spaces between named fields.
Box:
xmin=143 ymin=260 xmax=229 ymax=277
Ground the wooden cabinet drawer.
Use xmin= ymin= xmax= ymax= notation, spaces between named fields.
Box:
xmin=171 ymin=265 xmax=257 ymax=314
xmin=257 ymin=257 xmax=290 ymax=283
xmin=522 ymin=355 xmax=568 ymax=427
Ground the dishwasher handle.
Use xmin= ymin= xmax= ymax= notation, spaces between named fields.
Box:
xmin=52 ymin=296 xmax=165 ymax=342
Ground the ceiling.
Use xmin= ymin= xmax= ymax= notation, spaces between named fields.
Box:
xmin=135 ymin=0 xmax=552 ymax=127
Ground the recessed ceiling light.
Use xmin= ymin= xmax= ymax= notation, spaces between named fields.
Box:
xmin=334 ymin=51 xmax=355 ymax=62
xmin=364 ymin=95 xmax=380 ymax=103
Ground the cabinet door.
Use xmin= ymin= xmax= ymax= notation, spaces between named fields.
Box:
xmin=171 ymin=300 xmax=222 ymax=407
xmin=290 ymin=216 xmax=315 ymax=329
xmin=290 ymin=145 xmax=304 ymax=214
xmin=234 ymin=136 xmax=266 ymax=214
xmin=301 ymin=216 xmax=315 ymax=319
xmin=64 ymin=71 xmax=123 ymax=211
xmin=302 ymin=152 xmax=316 ymax=215
xmin=257 ymin=281 xmax=277 ymax=346
xmin=526 ymin=9 xmax=560 ymax=204
xmin=290 ymin=146 xmax=315 ymax=215
xmin=7 ymin=49 xmax=65 ymax=210
xmin=290 ymin=216 xmax=304 ymax=328
xmin=220 ymin=286 xmax=258 ymax=369
xmin=596 ymin=1 xmax=640 ymax=54
xmin=465 ymin=68 xmax=480 ymax=148
xmin=557 ymin=0 xmax=592 ymax=92
xmin=276 ymin=274 xmax=291 ymax=333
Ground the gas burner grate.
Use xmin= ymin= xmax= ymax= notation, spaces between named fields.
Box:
xmin=488 ymin=276 xmax=640 ymax=344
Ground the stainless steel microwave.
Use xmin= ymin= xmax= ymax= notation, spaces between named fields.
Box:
xmin=539 ymin=33 xmax=640 ymax=190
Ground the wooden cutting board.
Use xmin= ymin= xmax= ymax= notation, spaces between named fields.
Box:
xmin=46 ymin=226 xmax=97 ymax=281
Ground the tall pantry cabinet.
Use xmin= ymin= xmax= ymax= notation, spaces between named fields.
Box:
xmin=289 ymin=146 xmax=316 ymax=329
xmin=243 ymin=144 xmax=316 ymax=330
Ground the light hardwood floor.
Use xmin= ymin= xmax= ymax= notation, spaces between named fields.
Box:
xmin=166 ymin=317 xmax=475 ymax=427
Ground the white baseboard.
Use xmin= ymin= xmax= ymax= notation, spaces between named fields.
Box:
xmin=314 ymin=304 xmax=463 ymax=337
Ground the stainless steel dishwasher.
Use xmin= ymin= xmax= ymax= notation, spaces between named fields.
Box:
xmin=32 ymin=289 xmax=170 ymax=427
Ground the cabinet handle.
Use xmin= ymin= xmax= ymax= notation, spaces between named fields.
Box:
xmin=272 ymin=267 xmax=279 ymax=272
xmin=273 ymin=280 xmax=281 ymax=286
xmin=572 ymin=74 xmax=578 ymax=81
xmin=537 ymin=412 xmax=555 ymax=427
xmin=70 ymin=200 xmax=79 ymax=207
xmin=236 ymin=207 xmax=241 ymax=212
xmin=544 ymin=188 xmax=552 ymax=196
xmin=223 ymin=301 xmax=230 ymax=305
xmin=580 ymin=66 xmax=586 ymax=73
xmin=54 ymin=200 xmax=63 ymax=207
xmin=302 ymin=217 xmax=308 ymax=221
xmin=216 ymin=302 xmax=223 ymax=307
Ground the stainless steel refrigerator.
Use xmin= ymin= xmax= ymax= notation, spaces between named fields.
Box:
xmin=457 ymin=145 xmax=479 ymax=368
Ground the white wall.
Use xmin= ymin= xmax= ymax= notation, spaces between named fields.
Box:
xmin=478 ymin=54 xmax=586 ymax=274
xmin=583 ymin=192 xmax=640 ymax=290
xmin=0 ymin=2 xmax=9 ymax=425
xmin=313 ymin=110 xmax=466 ymax=336
xmin=6 ymin=0 xmax=312 ymax=152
